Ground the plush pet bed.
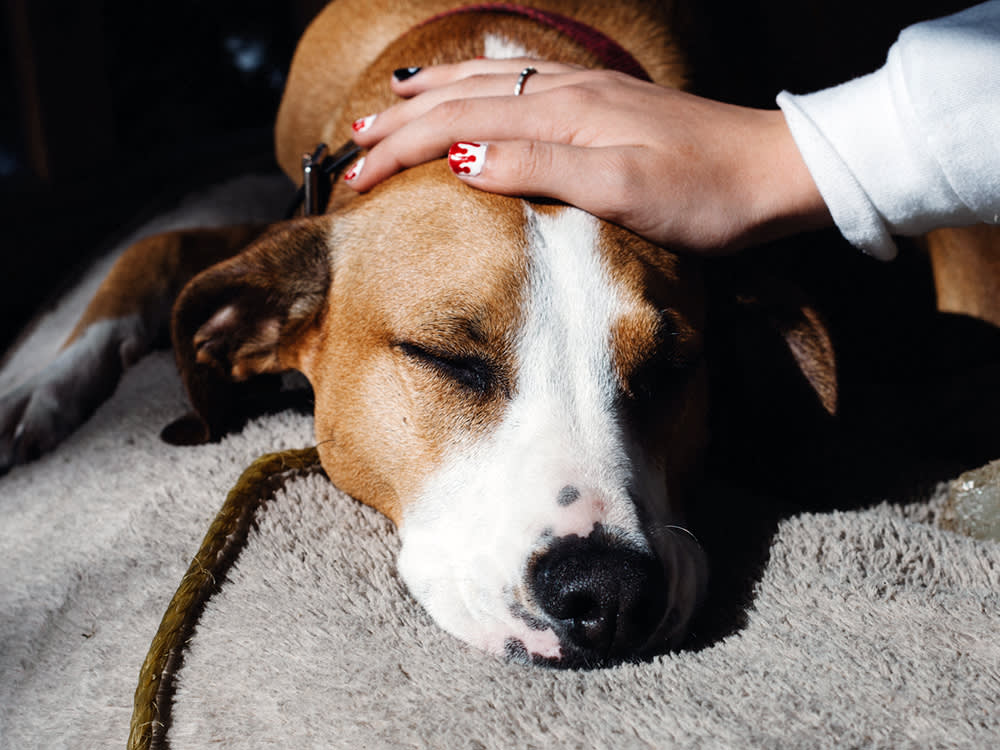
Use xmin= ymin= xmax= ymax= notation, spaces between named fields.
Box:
xmin=2 ymin=175 xmax=999 ymax=749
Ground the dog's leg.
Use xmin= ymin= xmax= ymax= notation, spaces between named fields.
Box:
xmin=926 ymin=225 xmax=1000 ymax=328
xmin=0 ymin=224 xmax=268 ymax=472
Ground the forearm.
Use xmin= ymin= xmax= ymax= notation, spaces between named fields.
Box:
xmin=777 ymin=0 xmax=1000 ymax=260
xmin=734 ymin=109 xmax=832 ymax=249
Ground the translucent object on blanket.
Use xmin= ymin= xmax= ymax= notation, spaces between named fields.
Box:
xmin=943 ymin=459 xmax=1000 ymax=541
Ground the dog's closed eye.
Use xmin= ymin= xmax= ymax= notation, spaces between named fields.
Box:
xmin=617 ymin=310 xmax=703 ymax=402
xmin=624 ymin=343 xmax=700 ymax=402
xmin=397 ymin=342 xmax=502 ymax=396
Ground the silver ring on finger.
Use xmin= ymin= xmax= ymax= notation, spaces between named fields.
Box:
xmin=514 ymin=66 xmax=538 ymax=96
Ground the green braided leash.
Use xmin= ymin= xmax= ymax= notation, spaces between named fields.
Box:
xmin=129 ymin=447 xmax=324 ymax=750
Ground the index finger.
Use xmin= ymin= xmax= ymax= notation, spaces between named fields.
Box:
xmin=353 ymin=67 xmax=592 ymax=150
xmin=345 ymin=91 xmax=583 ymax=191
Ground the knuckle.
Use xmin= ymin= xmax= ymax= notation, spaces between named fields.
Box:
xmin=457 ymin=59 xmax=483 ymax=77
xmin=432 ymin=97 xmax=473 ymax=127
xmin=513 ymin=140 xmax=553 ymax=185
xmin=549 ymin=83 xmax=598 ymax=110
xmin=593 ymin=151 xmax=644 ymax=220
xmin=463 ymin=72 xmax=496 ymax=89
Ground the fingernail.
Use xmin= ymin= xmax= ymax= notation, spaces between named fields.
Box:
xmin=393 ymin=67 xmax=422 ymax=82
xmin=352 ymin=114 xmax=377 ymax=134
xmin=448 ymin=142 xmax=487 ymax=177
xmin=343 ymin=156 xmax=365 ymax=182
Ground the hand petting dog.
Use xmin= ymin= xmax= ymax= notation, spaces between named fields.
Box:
xmin=347 ymin=59 xmax=832 ymax=252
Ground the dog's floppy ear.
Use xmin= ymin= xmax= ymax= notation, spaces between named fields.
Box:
xmin=164 ymin=217 xmax=332 ymax=445
xmin=705 ymin=270 xmax=839 ymax=485
xmin=728 ymin=275 xmax=837 ymax=416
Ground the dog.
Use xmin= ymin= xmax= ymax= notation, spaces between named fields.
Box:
xmin=1 ymin=0 xmax=994 ymax=668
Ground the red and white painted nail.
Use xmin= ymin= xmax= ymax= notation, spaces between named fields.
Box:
xmin=352 ymin=114 xmax=377 ymax=134
xmin=448 ymin=142 xmax=487 ymax=177
xmin=343 ymin=157 xmax=366 ymax=182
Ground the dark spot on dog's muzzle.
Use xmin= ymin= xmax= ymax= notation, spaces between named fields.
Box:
xmin=529 ymin=529 xmax=668 ymax=667
xmin=503 ymin=637 xmax=531 ymax=664
xmin=556 ymin=485 xmax=581 ymax=506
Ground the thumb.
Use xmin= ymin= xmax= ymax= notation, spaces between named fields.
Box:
xmin=447 ymin=140 xmax=633 ymax=222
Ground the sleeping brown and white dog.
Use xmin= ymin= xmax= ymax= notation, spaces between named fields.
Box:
xmin=10 ymin=0 xmax=985 ymax=668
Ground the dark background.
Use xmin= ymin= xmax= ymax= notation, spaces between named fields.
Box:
xmin=0 ymin=0 xmax=328 ymax=353
xmin=0 ymin=0 xmax=972 ymax=354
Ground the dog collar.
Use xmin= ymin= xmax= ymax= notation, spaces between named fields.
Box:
xmin=289 ymin=141 xmax=362 ymax=218
xmin=419 ymin=3 xmax=652 ymax=81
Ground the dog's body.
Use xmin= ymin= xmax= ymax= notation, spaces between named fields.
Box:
xmin=2 ymin=0 xmax=997 ymax=668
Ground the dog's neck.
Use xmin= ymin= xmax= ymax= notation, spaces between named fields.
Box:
xmin=321 ymin=3 xmax=659 ymax=213
xmin=274 ymin=0 xmax=684 ymax=184
xmin=416 ymin=3 xmax=652 ymax=80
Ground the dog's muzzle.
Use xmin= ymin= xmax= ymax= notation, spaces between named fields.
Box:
xmin=511 ymin=523 xmax=705 ymax=669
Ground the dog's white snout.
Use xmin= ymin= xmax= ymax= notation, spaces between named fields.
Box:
xmin=546 ymin=483 xmax=632 ymax=540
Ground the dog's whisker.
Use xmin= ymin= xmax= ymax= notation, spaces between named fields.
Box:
xmin=312 ymin=437 xmax=338 ymax=451
xmin=645 ymin=520 xmax=703 ymax=549
xmin=661 ymin=524 xmax=701 ymax=547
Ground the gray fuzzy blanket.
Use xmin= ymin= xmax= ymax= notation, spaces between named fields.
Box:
xmin=2 ymin=176 xmax=999 ymax=749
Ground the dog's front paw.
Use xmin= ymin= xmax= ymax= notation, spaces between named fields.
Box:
xmin=0 ymin=316 xmax=148 ymax=473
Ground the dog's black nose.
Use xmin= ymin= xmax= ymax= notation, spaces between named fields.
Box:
xmin=530 ymin=533 xmax=667 ymax=664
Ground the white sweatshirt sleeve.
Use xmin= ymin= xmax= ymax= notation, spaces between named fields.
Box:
xmin=776 ymin=1 xmax=1000 ymax=260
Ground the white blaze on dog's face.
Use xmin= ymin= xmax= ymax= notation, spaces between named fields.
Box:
xmin=306 ymin=164 xmax=708 ymax=667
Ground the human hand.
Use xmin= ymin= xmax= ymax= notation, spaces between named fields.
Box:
xmin=347 ymin=59 xmax=831 ymax=252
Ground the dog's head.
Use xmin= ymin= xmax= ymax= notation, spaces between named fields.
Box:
xmin=169 ymin=162 xmax=829 ymax=667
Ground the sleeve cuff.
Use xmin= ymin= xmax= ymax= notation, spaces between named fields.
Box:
xmin=777 ymin=86 xmax=899 ymax=261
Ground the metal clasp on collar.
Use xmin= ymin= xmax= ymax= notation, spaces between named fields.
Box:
xmin=302 ymin=143 xmax=328 ymax=216
xmin=287 ymin=139 xmax=362 ymax=218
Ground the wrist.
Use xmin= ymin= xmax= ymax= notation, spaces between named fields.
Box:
xmin=739 ymin=109 xmax=832 ymax=248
